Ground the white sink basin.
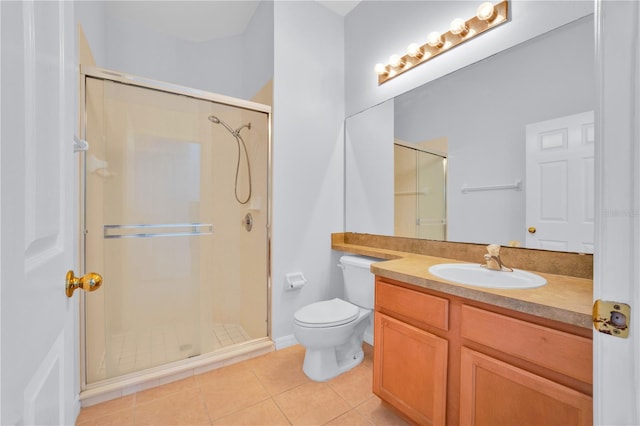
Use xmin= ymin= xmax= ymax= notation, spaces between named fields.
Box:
xmin=428 ymin=263 xmax=547 ymax=289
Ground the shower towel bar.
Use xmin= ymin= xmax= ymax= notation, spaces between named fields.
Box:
xmin=417 ymin=218 xmax=447 ymax=225
xmin=461 ymin=179 xmax=522 ymax=194
xmin=103 ymin=223 xmax=213 ymax=239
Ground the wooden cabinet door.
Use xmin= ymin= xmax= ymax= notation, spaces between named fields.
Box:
xmin=373 ymin=312 xmax=448 ymax=425
xmin=460 ymin=348 xmax=592 ymax=426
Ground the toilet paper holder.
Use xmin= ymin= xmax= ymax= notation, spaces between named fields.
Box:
xmin=286 ymin=272 xmax=307 ymax=290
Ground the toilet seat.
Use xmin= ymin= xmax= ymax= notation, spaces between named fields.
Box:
xmin=294 ymin=298 xmax=359 ymax=328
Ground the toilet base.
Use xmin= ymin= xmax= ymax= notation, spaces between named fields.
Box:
xmin=295 ymin=306 xmax=371 ymax=382
xmin=302 ymin=347 xmax=364 ymax=382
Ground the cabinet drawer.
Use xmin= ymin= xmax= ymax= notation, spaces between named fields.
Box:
xmin=461 ymin=305 xmax=592 ymax=384
xmin=376 ymin=280 xmax=449 ymax=331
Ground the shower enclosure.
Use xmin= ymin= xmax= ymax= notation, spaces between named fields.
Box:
xmin=394 ymin=143 xmax=447 ymax=240
xmin=79 ymin=67 xmax=271 ymax=389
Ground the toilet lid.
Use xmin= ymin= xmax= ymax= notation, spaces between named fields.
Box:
xmin=294 ymin=298 xmax=359 ymax=328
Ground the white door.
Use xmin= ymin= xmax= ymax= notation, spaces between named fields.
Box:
xmin=594 ymin=1 xmax=639 ymax=425
xmin=525 ymin=111 xmax=595 ymax=253
xmin=1 ymin=1 xmax=79 ymax=425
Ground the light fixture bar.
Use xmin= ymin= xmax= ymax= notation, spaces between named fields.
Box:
xmin=375 ymin=0 xmax=509 ymax=85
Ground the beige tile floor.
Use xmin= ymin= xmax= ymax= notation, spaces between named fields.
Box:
xmin=76 ymin=344 xmax=410 ymax=426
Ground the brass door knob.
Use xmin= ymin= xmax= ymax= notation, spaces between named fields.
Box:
xmin=528 ymin=227 xmax=537 ymax=234
xmin=65 ymin=270 xmax=103 ymax=298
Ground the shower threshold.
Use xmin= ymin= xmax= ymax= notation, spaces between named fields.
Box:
xmin=80 ymin=336 xmax=273 ymax=407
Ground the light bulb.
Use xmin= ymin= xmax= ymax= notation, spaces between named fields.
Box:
xmin=374 ymin=63 xmax=388 ymax=75
xmin=426 ymin=32 xmax=444 ymax=48
xmin=450 ymin=18 xmax=468 ymax=36
xmin=407 ymin=43 xmax=423 ymax=58
xmin=389 ymin=54 xmax=405 ymax=68
xmin=476 ymin=2 xmax=497 ymax=22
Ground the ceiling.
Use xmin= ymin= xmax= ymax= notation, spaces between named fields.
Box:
xmin=316 ymin=0 xmax=361 ymax=17
xmin=105 ymin=0 xmax=362 ymax=43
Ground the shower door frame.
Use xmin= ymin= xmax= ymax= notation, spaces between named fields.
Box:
xmin=78 ymin=65 xmax=272 ymax=394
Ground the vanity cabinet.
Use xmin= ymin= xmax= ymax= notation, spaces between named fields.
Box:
xmin=459 ymin=305 xmax=592 ymax=425
xmin=374 ymin=313 xmax=448 ymax=425
xmin=374 ymin=280 xmax=450 ymax=425
xmin=460 ymin=348 xmax=592 ymax=425
xmin=373 ymin=277 xmax=593 ymax=426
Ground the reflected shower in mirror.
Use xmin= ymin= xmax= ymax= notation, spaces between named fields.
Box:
xmin=394 ymin=141 xmax=447 ymax=240
xmin=346 ymin=15 xmax=595 ymax=252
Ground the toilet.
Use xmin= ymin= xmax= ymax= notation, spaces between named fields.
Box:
xmin=293 ymin=255 xmax=380 ymax=382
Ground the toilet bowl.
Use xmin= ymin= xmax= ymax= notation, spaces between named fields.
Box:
xmin=293 ymin=255 xmax=380 ymax=382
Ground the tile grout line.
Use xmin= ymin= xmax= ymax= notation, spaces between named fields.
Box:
xmin=269 ymin=393 xmax=294 ymax=425
xmin=247 ymin=365 xmax=294 ymax=424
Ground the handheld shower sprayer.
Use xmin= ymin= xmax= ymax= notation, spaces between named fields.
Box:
xmin=208 ymin=115 xmax=253 ymax=204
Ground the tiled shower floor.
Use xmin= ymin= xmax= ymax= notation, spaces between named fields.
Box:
xmin=211 ymin=323 xmax=252 ymax=349
xmin=92 ymin=323 xmax=252 ymax=381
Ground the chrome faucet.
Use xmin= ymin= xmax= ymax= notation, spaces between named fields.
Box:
xmin=482 ymin=244 xmax=513 ymax=272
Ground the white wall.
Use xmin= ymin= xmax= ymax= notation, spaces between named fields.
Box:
xmin=345 ymin=100 xmax=394 ymax=235
xmin=345 ymin=0 xmax=594 ymax=116
xmin=242 ymin=1 xmax=275 ymax=100
xmin=75 ymin=1 xmax=106 ymax=64
xmin=75 ymin=1 xmax=273 ymax=100
xmin=271 ymin=1 xmax=345 ymax=345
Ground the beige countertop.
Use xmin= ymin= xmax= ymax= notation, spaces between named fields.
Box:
xmin=333 ymin=242 xmax=593 ymax=329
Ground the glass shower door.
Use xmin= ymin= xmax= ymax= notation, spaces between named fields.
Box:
xmin=416 ymin=150 xmax=447 ymax=240
xmin=83 ymin=75 xmax=269 ymax=385
xmin=394 ymin=144 xmax=446 ymax=239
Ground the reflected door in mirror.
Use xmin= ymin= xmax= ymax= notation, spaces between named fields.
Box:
xmin=525 ymin=111 xmax=595 ymax=253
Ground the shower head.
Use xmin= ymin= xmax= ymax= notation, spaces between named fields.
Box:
xmin=209 ymin=114 xmax=236 ymax=135
xmin=208 ymin=115 xmax=251 ymax=137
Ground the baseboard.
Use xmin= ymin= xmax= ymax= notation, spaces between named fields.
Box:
xmin=276 ymin=333 xmax=374 ymax=349
xmin=274 ymin=334 xmax=298 ymax=350
xmin=71 ymin=395 xmax=82 ymax=425
xmin=364 ymin=330 xmax=374 ymax=346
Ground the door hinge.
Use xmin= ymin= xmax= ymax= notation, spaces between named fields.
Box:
xmin=74 ymin=136 xmax=89 ymax=153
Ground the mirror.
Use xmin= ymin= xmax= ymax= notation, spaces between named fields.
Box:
xmin=346 ymin=14 xmax=595 ymax=253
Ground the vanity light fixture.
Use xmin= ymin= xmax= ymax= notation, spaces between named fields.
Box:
xmin=426 ymin=32 xmax=444 ymax=48
xmin=476 ymin=2 xmax=498 ymax=22
xmin=406 ymin=43 xmax=424 ymax=59
xmin=389 ymin=54 xmax=405 ymax=68
xmin=449 ymin=18 xmax=469 ymax=36
xmin=374 ymin=0 xmax=509 ymax=84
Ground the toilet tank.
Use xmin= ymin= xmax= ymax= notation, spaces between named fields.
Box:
xmin=340 ymin=255 xmax=381 ymax=310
